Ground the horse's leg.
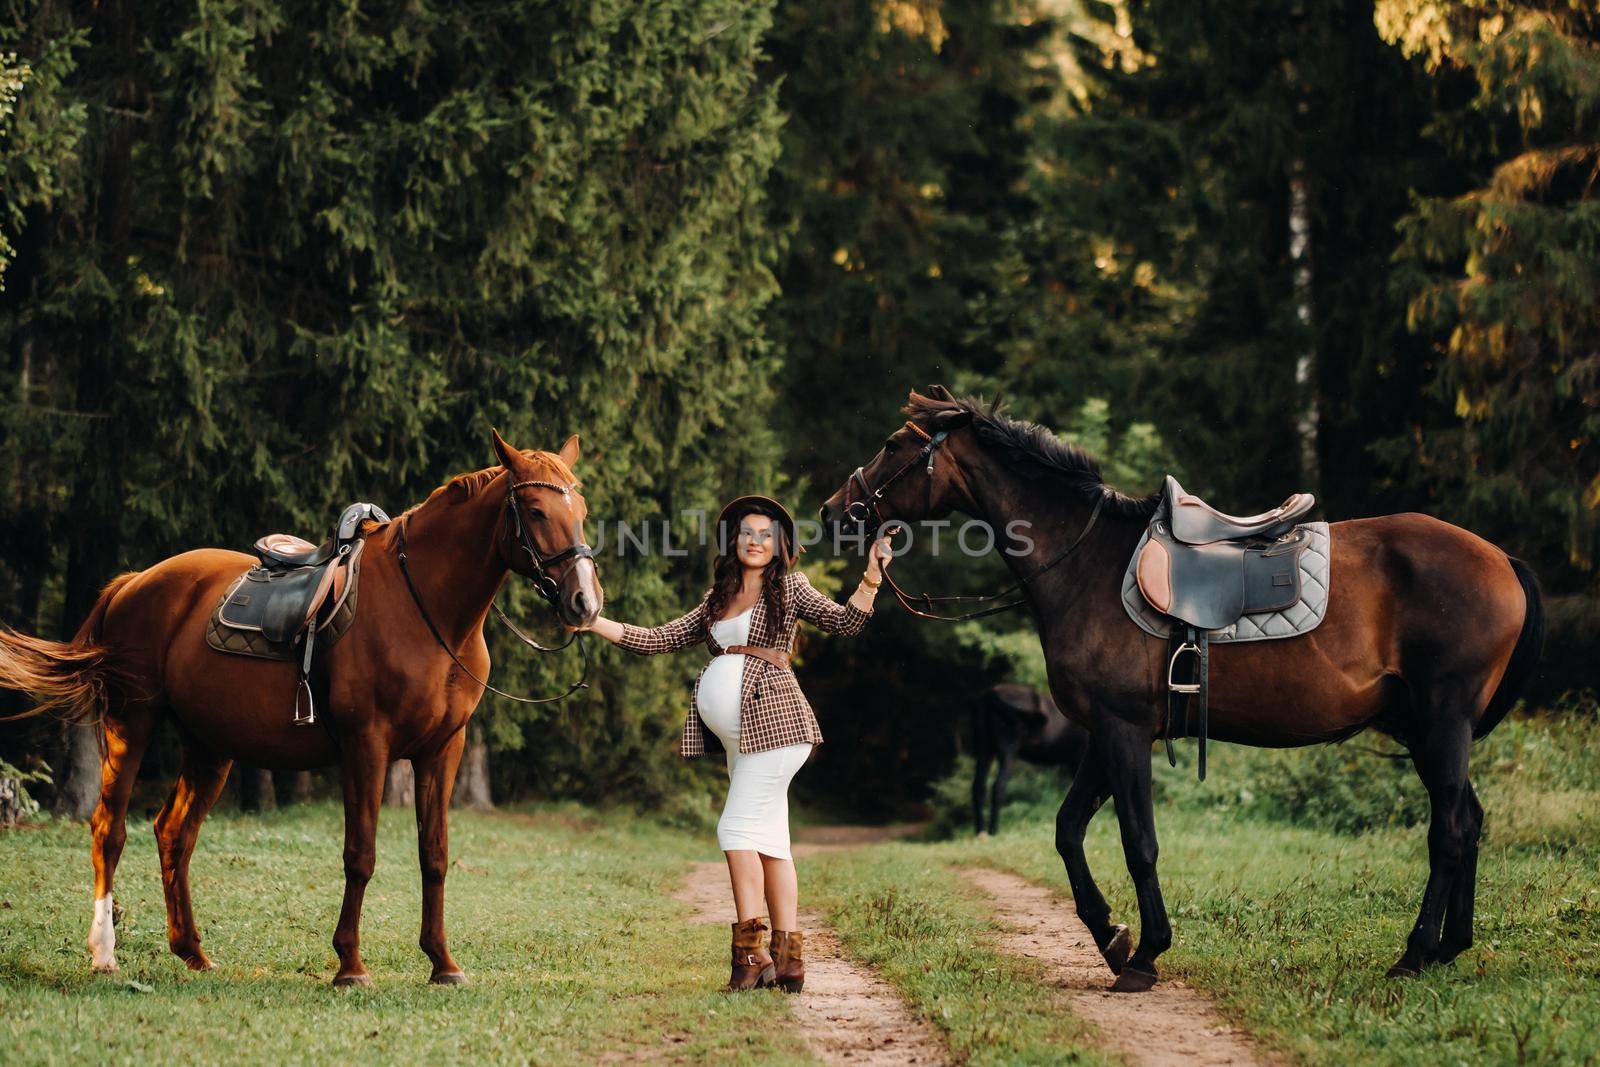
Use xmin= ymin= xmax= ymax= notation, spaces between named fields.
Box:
xmin=1435 ymin=781 xmax=1484 ymax=966
xmin=87 ymin=709 xmax=155 ymax=972
xmin=972 ymin=753 xmax=991 ymax=837
xmin=1390 ymin=707 xmax=1473 ymax=977
xmin=989 ymin=747 xmax=1016 ymax=836
xmin=972 ymin=710 xmax=991 ymax=836
xmin=1101 ymin=713 xmax=1170 ymax=992
xmin=153 ymin=744 xmax=233 ymax=970
xmin=413 ymin=727 xmax=468 ymax=984
xmin=1054 ymin=744 xmax=1127 ymax=973
xmin=332 ymin=733 xmax=386 ymax=987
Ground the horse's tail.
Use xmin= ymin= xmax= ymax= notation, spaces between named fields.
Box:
xmin=0 ymin=572 xmax=139 ymax=725
xmin=1474 ymin=556 xmax=1546 ymax=740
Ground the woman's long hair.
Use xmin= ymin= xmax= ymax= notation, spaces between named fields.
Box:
xmin=705 ymin=503 xmax=790 ymax=625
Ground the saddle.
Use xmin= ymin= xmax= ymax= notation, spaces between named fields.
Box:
xmin=1133 ymin=477 xmax=1316 ymax=779
xmin=205 ymin=502 xmax=390 ymax=727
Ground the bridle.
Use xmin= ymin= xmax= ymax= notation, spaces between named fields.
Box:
xmin=845 ymin=420 xmax=949 ymax=528
xmin=841 ymin=418 xmax=1105 ymax=622
xmin=394 ymin=475 xmax=595 ymax=704
xmin=503 ymin=478 xmax=595 ymax=606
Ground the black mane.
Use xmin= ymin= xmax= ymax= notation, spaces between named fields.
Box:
xmin=903 ymin=391 xmax=1160 ymax=521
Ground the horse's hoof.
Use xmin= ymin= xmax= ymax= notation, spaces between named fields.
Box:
xmin=1099 ymin=925 xmax=1132 ymax=976
xmin=333 ymin=972 xmax=373 ymax=988
xmin=1110 ymin=965 xmax=1157 ymax=993
xmin=1385 ymin=962 xmax=1421 ymax=980
xmin=91 ymin=961 xmax=119 ymax=974
xmin=180 ymin=952 xmax=214 ymax=972
xmin=430 ymin=970 xmax=468 ymax=986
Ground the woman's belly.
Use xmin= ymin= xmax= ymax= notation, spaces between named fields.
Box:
xmin=696 ymin=653 xmax=745 ymax=744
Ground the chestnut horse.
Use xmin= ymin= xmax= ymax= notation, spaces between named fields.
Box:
xmin=0 ymin=430 xmax=601 ymax=985
xmin=822 ymin=387 xmax=1544 ymax=991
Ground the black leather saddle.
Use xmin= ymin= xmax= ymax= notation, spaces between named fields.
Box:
xmin=206 ymin=502 xmax=389 ymax=726
xmin=1131 ymin=477 xmax=1316 ymax=780
xmin=1135 ymin=476 xmax=1314 ymax=630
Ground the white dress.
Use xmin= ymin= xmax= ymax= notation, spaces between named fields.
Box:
xmin=696 ymin=607 xmax=813 ymax=859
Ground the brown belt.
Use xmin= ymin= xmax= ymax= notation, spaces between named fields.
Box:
xmin=723 ymin=644 xmax=791 ymax=669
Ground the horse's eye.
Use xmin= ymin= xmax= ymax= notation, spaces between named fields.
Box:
xmin=883 ymin=440 xmax=899 ymax=455
xmin=528 ymin=508 xmax=546 ymax=521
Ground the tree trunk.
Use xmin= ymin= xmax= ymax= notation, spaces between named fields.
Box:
xmin=383 ymin=760 xmax=414 ymax=807
xmin=289 ymin=770 xmax=316 ymax=803
xmin=237 ymin=766 xmax=276 ymax=812
xmin=452 ymin=727 xmax=494 ymax=811
xmin=1289 ymin=159 xmax=1320 ymax=495
xmin=52 ymin=722 xmax=101 ymax=820
xmin=0 ymin=775 xmax=30 ymax=827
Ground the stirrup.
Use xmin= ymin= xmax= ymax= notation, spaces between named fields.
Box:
xmin=1166 ymin=642 xmax=1201 ymax=694
xmin=292 ymin=620 xmax=319 ymax=726
xmin=292 ymin=677 xmax=317 ymax=726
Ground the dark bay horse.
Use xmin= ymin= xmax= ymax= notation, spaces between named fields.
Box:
xmin=822 ymin=387 xmax=1543 ymax=991
xmin=972 ymin=682 xmax=1089 ymax=836
xmin=0 ymin=430 xmax=601 ymax=985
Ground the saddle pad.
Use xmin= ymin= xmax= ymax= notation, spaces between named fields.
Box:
xmin=1120 ymin=522 xmax=1330 ymax=642
xmin=205 ymin=550 xmax=364 ymax=661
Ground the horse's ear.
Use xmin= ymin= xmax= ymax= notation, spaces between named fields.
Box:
xmin=557 ymin=434 xmax=580 ymax=469
xmin=932 ymin=407 xmax=973 ymax=432
xmin=490 ymin=427 xmax=524 ymax=472
xmin=927 ymin=383 xmax=954 ymax=401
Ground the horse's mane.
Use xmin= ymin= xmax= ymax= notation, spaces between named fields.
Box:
xmin=381 ymin=450 xmax=581 ymax=528
xmin=902 ymin=390 xmax=1159 ymax=521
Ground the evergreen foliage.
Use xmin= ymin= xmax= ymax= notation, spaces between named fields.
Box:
xmin=0 ymin=0 xmax=1594 ymax=814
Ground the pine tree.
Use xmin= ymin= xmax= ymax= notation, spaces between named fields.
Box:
xmin=1379 ymin=0 xmax=1600 ymax=588
xmin=0 ymin=0 xmax=790 ymax=809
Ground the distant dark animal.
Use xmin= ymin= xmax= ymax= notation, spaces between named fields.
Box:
xmin=823 ymin=386 xmax=1544 ymax=991
xmin=972 ymin=683 xmax=1089 ymax=835
xmin=0 ymin=430 xmax=601 ymax=987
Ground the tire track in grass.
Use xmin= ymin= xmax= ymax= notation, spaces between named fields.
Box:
xmin=962 ymin=867 xmax=1277 ymax=1067
xmin=675 ymin=827 xmax=950 ymax=1066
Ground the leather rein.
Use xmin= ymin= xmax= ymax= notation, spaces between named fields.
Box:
xmin=843 ymin=419 xmax=1105 ymax=622
xmin=395 ymin=476 xmax=594 ymax=704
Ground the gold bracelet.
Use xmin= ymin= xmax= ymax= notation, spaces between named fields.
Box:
xmin=860 ymin=574 xmax=881 ymax=590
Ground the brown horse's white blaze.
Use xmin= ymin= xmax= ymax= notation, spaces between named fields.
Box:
xmin=821 ymin=386 xmax=1545 ymax=990
xmin=0 ymin=431 xmax=599 ymax=985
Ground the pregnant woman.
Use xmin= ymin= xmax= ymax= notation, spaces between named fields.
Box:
xmin=579 ymin=495 xmax=889 ymax=992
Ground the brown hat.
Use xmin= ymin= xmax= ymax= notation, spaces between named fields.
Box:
xmin=715 ymin=495 xmax=800 ymax=565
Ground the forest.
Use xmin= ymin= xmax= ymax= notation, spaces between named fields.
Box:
xmin=1 ymin=0 xmax=1595 ymax=821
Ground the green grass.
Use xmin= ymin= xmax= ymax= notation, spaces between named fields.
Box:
xmin=805 ymin=850 xmax=1116 ymax=1066
xmin=898 ymin=711 xmax=1600 ymax=1066
xmin=0 ymin=802 xmax=815 ymax=1066
xmin=3 ymin=710 xmax=1595 ymax=1065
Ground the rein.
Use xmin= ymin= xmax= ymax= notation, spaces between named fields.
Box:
xmin=393 ymin=477 xmax=594 ymax=704
xmin=843 ymin=419 xmax=1106 ymax=622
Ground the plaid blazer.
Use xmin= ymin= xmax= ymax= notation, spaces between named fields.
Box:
xmin=616 ymin=569 xmax=874 ymax=758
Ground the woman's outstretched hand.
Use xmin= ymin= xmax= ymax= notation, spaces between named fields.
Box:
xmin=567 ymin=615 xmax=625 ymax=644
xmin=865 ymin=534 xmax=894 ymax=582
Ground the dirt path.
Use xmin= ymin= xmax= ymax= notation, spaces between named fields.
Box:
xmin=962 ymin=867 xmax=1276 ymax=1067
xmin=674 ymin=825 xmax=949 ymax=1066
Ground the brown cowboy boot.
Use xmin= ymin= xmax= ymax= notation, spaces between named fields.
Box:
xmin=770 ymin=929 xmax=804 ymax=993
xmin=726 ymin=917 xmax=776 ymax=991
